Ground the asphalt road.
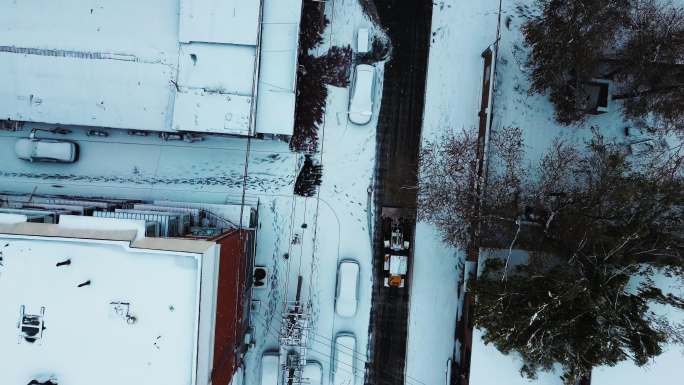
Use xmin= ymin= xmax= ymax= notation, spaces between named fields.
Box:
xmin=366 ymin=1 xmax=433 ymax=385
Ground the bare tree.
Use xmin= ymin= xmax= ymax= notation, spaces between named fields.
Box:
xmin=418 ymin=129 xmax=479 ymax=248
xmin=418 ymin=126 xmax=526 ymax=248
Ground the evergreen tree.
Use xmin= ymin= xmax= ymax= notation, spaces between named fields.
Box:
xmin=294 ymin=155 xmax=323 ymax=197
xmin=521 ymin=0 xmax=632 ymax=124
xmin=472 ymin=254 xmax=684 ymax=385
xmin=614 ymin=1 xmax=684 ymax=126
xmin=522 ymin=0 xmax=684 ymax=127
xmin=472 ymin=134 xmax=684 ymax=384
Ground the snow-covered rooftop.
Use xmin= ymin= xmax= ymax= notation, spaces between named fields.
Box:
xmin=0 ymin=222 xmax=218 ymax=385
xmin=255 ymin=0 xmax=303 ymax=135
xmin=179 ymin=0 xmax=261 ymax=45
xmin=0 ymin=0 xmax=302 ymax=137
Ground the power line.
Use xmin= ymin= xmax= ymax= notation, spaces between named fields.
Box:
xmin=254 ymin=313 xmax=428 ymax=385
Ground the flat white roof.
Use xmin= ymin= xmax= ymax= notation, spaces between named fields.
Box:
xmin=179 ymin=0 xmax=261 ymax=45
xmin=255 ymin=0 xmax=303 ymax=135
xmin=0 ymin=213 xmax=28 ymax=224
xmin=0 ymin=235 xmax=203 ymax=385
xmin=178 ymin=43 xmax=257 ymax=96
xmin=172 ymin=90 xmax=253 ymax=134
xmin=0 ymin=0 xmax=302 ymax=136
xmin=0 ymin=51 xmax=174 ymax=131
xmin=0 ymin=0 xmax=180 ymax=62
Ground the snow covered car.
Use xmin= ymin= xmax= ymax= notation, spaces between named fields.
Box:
xmin=335 ymin=260 xmax=360 ymax=317
xmin=348 ymin=64 xmax=375 ymax=125
xmin=304 ymin=360 xmax=323 ymax=385
xmin=332 ymin=332 xmax=357 ymax=385
xmin=15 ymin=138 xmax=78 ymax=163
xmin=260 ymin=351 xmax=280 ymax=385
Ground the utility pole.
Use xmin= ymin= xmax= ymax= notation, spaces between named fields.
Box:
xmin=280 ymin=275 xmax=312 ymax=385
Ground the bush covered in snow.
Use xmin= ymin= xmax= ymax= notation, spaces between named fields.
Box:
xmin=291 ymin=43 xmax=352 ymax=153
xmin=294 ymin=155 xmax=323 ymax=197
xmin=300 ymin=2 xmax=329 ymax=52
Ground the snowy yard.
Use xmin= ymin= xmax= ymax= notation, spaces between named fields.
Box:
xmin=473 ymin=0 xmax=684 ymax=382
xmin=410 ymin=0 xmax=684 ymax=384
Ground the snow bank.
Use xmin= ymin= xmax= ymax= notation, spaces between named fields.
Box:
xmin=405 ymin=222 xmax=461 ymax=385
xmin=406 ymin=0 xmax=500 ymax=383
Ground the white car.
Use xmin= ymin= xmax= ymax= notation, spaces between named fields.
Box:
xmin=15 ymin=138 xmax=78 ymax=163
xmin=260 ymin=352 xmax=280 ymax=385
xmin=332 ymin=333 xmax=357 ymax=385
xmin=304 ymin=361 xmax=323 ymax=385
xmin=348 ymin=64 xmax=375 ymax=125
xmin=335 ymin=260 xmax=360 ymax=317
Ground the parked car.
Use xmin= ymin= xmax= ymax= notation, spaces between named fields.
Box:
xmin=332 ymin=332 xmax=357 ymax=385
xmin=260 ymin=351 xmax=280 ymax=385
xmin=348 ymin=64 xmax=375 ymax=125
xmin=14 ymin=138 xmax=78 ymax=163
xmin=335 ymin=260 xmax=360 ymax=317
xmin=304 ymin=360 xmax=323 ymax=385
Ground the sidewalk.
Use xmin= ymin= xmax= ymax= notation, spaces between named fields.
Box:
xmin=405 ymin=1 xmax=500 ymax=384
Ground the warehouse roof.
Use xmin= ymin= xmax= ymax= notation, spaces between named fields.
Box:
xmin=0 ymin=0 xmax=303 ymax=136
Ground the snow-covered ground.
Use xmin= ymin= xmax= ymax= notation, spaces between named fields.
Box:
xmin=405 ymin=223 xmax=461 ymax=385
xmin=405 ymin=1 xmax=500 ymax=384
xmin=469 ymin=328 xmax=564 ymax=385
xmin=491 ymin=0 xmax=677 ymax=165
xmin=243 ymin=0 xmax=385 ymax=384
